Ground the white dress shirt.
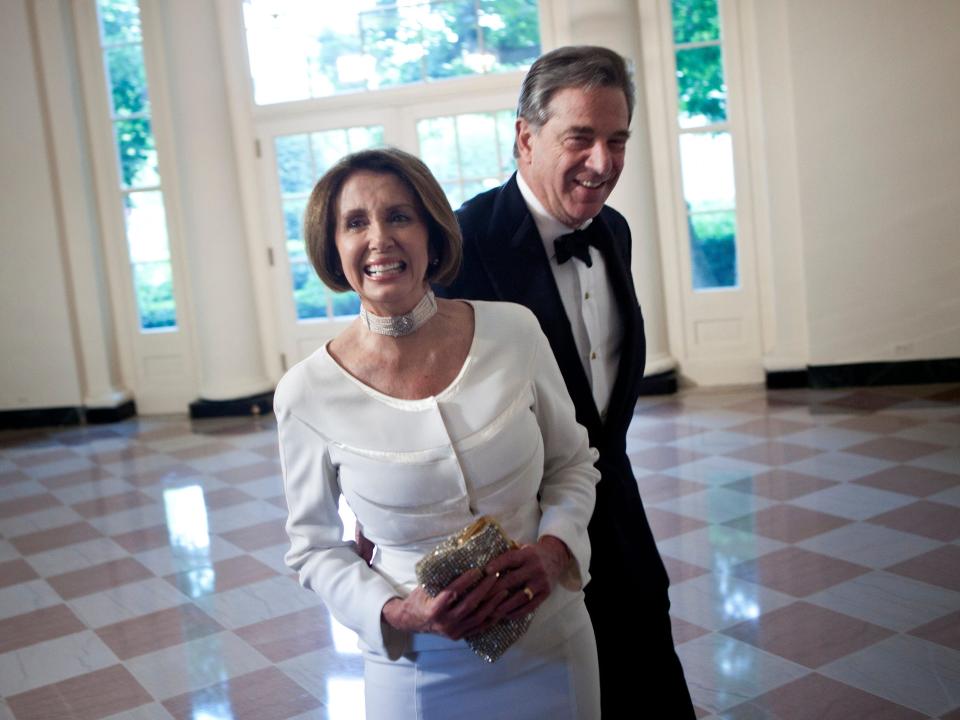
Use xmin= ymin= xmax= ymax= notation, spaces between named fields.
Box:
xmin=516 ymin=172 xmax=623 ymax=417
xmin=276 ymin=301 xmax=600 ymax=659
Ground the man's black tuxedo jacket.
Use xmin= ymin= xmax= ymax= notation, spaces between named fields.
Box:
xmin=437 ymin=175 xmax=670 ymax=615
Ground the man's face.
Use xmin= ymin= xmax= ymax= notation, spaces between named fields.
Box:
xmin=517 ymin=85 xmax=631 ymax=228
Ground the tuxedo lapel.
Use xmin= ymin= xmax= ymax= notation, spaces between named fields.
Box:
xmin=477 ymin=177 xmax=603 ymax=432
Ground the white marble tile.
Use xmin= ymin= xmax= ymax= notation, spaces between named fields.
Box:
xmin=668 ymin=572 xmax=795 ymax=632
xmin=205 ymin=500 xmax=286 ymax=535
xmin=25 ymin=537 xmax=129 ymax=577
xmin=671 ymin=409 xmax=759 ymax=430
xmin=0 ymin=579 xmax=62 ymax=620
xmin=138 ymin=434 xmax=211 ymax=454
xmin=796 ymin=522 xmax=942 ymax=568
xmin=820 ymin=634 xmax=960 ymax=718
xmin=654 ymin=487 xmax=778 ymax=524
xmin=657 ymin=525 xmax=786 ymax=571
xmin=124 ymin=632 xmax=269 ymax=700
xmin=778 ymin=426 xmax=875 ymax=452
xmin=790 ymin=483 xmax=915 ymax=521
xmin=0 ymin=539 xmax=18 ymax=562
xmin=85 ymin=504 xmax=169 ymax=536
xmin=132 ymin=535 xmax=243 ymax=578
xmin=929 ymin=485 xmax=960 ymax=508
xmin=101 ymin=452 xmax=183 ymax=478
xmin=784 ymin=452 xmax=896 ymax=482
xmin=279 ymin=645 xmax=366 ymax=706
xmin=669 ymin=430 xmax=760 ymax=455
xmin=674 ymin=633 xmax=808 ymax=713
xmin=233 ymin=476 xmax=285 ymax=500
xmin=0 ymin=505 xmax=82 ymax=537
xmin=0 ymin=479 xmax=50 ymax=500
xmin=48 ymin=477 xmax=137 ymax=505
xmin=194 ymin=574 xmax=323 ymax=629
xmin=908 ymin=447 xmax=960 ymax=475
xmin=250 ymin=545 xmax=293 ymax=577
xmin=67 ymin=577 xmax=189 ymax=628
xmin=806 ymin=571 xmax=960 ymax=632
xmin=0 ymin=457 xmax=18 ymax=473
xmin=0 ymin=699 xmax=15 ymax=720
xmin=21 ymin=457 xmax=96 ymax=480
xmin=0 ymin=631 xmax=117 ymax=696
xmin=664 ymin=457 xmax=769 ymax=486
xmin=181 ymin=450 xmax=272 ymax=475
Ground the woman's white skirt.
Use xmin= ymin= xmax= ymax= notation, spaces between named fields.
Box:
xmin=363 ymin=600 xmax=599 ymax=720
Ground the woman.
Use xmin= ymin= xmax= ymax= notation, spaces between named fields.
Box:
xmin=276 ymin=148 xmax=601 ymax=719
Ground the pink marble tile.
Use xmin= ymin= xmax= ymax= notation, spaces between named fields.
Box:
xmin=669 ymin=616 xmax=710 ymax=645
xmin=232 ymin=606 xmax=333 ymax=662
xmin=164 ymin=555 xmax=278 ymax=596
xmin=727 ymin=672 xmax=926 ymax=719
xmin=13 ymin=448 xmax=79 ymax=467
xmin=10 ymin=521 xmax=103 ymax=555
xmin=846 ymin=437 xmax=947 ymax=462
xmin=726 ymin=441 xmax=823 ymax=466
xmin=644 ymin=507 xmax=708 ymax=541
xmin=832 ymin=414 xmax=924 ymax=434
xmin=661 ymin=555 xmax=711 ymax=585
xmin=5 ymin=664 xmax=152 ymax=720
xmin=95 ymin=603 xmax=223 ymax=660
xmin=0 ymin=558 xmax=40 ymax=589
xmin=0 ymin=469 xmax=32 ymax=485
xmin=0 ymin=603 xmax=85 ymax=654
xmin=170 ymin=441 xmax=234 ymax=461
xmin=886 ymin=545 xmax=960 ymax=592
xmin=867 ymin=500 xmax=960 ymax=541
xmin=725 ymin=504 xmax=851 ymax=543
xmin=214 ymin=460 xmax=281 ymax=485
xmin=729 ymin=417 xmax=816 ymax=437
xmin=110 ymin=524 xmax=171 ymax=554
xmin=733 ymin=547 xmax=871 ymax=597
xmin=38 ymin=467 xmax=115 ymax=490
xmin=0 ymin=493 xmax=62 ymax=519
xmin=629 ymin=445 xmax=706 ymax=471
xmin=122 ymin=462 xmax=201 ymax=487
xmin=47 ymin=557 xmax=154 ymax=600
xmin=854 ymin=466 xmax=960 ymax=497
xmin=628 ymin=422 xmax=707 ymax=442
xmin=908 ymin=609 xmax=960 ymax=652
xmin=203 ymin=487 xmax=256 ymax=511
xmin=86 ymin=445 xmax=154 ymax=465
xmin=723 ymin=601 xmax=893 ymax=668
xmin=161 ymin=666 xmax=320 ymax=720
xmin=823 ymin=392 xmax=906 ymax=413
xmin=636 ymin=473 xmax=707 ymax=503
xmin=724 ymin=469 xmax=838 ymax=501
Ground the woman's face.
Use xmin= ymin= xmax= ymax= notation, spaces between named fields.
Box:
xmin=334 ymin=170 xmax=432 ymax=317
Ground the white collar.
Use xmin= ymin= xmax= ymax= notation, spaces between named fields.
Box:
xmin=515 ymin=171 xmax=593 ymax=255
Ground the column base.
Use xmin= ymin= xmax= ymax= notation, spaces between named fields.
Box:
xmin=189 ymin=391 xmax=274 ymax=419
xmin=86 ymin=400 xmax=137 ymax=424
xmin=765 ymin=357 xmax=960 ymax=389
xmin=637 ymin=369 xmax=678 ymax=396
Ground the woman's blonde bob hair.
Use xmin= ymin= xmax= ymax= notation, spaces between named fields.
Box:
xmin=304 ymin=147 xmax=462 ymax=292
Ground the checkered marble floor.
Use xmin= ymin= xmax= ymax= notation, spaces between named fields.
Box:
xmin=1 ymin=383 xmax=958 ymax=719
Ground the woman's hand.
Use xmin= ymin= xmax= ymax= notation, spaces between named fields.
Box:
xmin=483 ymin=535 xmax=571 ymax=621
xmin=381 ymin=568 xmax=508 ymax=641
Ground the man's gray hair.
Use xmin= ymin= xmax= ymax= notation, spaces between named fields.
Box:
xmin=514 ymin=45 xmax=635 ymax=156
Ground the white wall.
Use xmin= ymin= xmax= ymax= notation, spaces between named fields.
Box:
xmin=0 ymin=0 xmax=83 ymax=410
xmin=786 ymin=0 xmax=960 ymax=365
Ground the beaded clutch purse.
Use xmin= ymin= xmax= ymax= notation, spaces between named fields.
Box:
xmin=415 ymin=516 xmax=533 ymax=662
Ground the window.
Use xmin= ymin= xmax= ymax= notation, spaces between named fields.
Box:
xmin=242 ymin=0 xmax=541 ymax=105
xmin=96 ymin=0 xmax=178 ymax=329
xmin=273 ymin=126 xmax=384 ymax=320
xmin=672 ymin=0 xmax=738 ymax=290
xmin=417 ymin=109 xmax=516 ymax=208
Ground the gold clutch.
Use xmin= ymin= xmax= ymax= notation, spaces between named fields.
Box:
xmin=415 ymin=516 xmax=533 ymax=662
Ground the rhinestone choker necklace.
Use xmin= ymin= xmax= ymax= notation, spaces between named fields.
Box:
xmin=359 ymin=289 xmax=437 ymax=337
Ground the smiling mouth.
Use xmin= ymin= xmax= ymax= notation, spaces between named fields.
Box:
xmin=364 ymin=261 xmax=406 ymax=277
xmin=575 ymin=178 xmax=606 ymax=189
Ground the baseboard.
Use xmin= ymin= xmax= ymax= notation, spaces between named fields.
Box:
xmin=0 ymin=406 xmax=82 ymax=430
xmin=637 ymin=369 xmax=678 ymax=396
xmin=765 ymin=357 xmax=960 ymax=390
xmin=85 ymin=400 xmax=137 ymax=424
xmin=189 ymin=391 xmax=275 ymax=419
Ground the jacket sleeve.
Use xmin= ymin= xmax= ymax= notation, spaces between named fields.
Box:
xmin=527 ymin=321 xmax=600 ymax=591
xmin=276 ymin=390 xmax=409 ymax=659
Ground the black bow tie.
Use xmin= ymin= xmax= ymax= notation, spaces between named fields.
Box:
xmin=554 ymin=228 xmax=594 ymax=267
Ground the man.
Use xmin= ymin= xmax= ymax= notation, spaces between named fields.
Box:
xmin=437 ymin=46 xmax=695 ymax=716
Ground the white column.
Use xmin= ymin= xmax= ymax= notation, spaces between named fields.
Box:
xmin=558 ymin=0 xmax=676 ymax=378
xmin=158 ymin=0 xmax=272 ymax=402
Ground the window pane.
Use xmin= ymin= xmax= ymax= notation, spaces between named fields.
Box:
xmin=275 ymin=135 xmax=314 ymax=194
xmin=124 ymin=191 xmax=169 ymax=263
xmin=283 ymin=199 xmax=307 ymax=242
xmin=98 ymin=0 xmax=142 ymax=44
xmin=310 ymin=130 xmax=350 ymax=176
xmin=133 ymin=261 xmax=176 ymax=329
xmin=346 ymin=126 xmax=384 ymax=152
xmin=678 ymin=131 xmax=735 ymax=212
xmin=675 ymin=45 xmax=726 ymax=128
xmin=457 ymin=114 xmax=499 ymax=178
xmin=496 ymin=109 xmax=517 ymax=176
xmin=689 ymin=210 xmax=737 ymax=290
xmin=115 ymin=118 xmax=159 ymax=188
xmin=243 ymin=0 xmax=540 ymax=105
xmin=672 ymin=0 xmax=719 ymax=44
xmin=332 ymin=292 xmax=361 ymax=317
xmin=104 ymin=44 xmax=149 ymax=117
xmin=419 ymin=117 xmax=459 ymax=182
xmin=291 ymin=259 xmax=327 ymax=320
xmin=441 ymin=181 xmax=463 ymax=209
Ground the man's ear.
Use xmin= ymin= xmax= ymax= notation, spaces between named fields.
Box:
xmin=516 ymin=118 xmax=535 ymax=164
